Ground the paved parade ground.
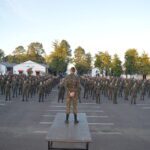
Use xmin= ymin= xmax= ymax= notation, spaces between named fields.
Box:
xmin=0 ymin=87 xmax=150 ymax=150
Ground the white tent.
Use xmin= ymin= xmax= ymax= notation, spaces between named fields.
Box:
xmin=13 ymin=60 xmax=48 ymax=76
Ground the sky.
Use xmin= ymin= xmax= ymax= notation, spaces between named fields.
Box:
xmin=0 ymin=0 xmax=150 ymax=61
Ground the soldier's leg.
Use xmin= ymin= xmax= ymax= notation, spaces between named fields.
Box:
xmin=58 ymin=93 xmax=60 ymax=103
xmin=26 ymin=93 xmax=28 ymax=101
xmin=134 ymin=96 xmax=136 ymax=104
xmin=73 ymin=98 xmax=79 ymax=123
xmin=42 ymin=94 xmax=44 ymax=102
xmin=83 ymin=89 xmax=86 ymax=98
xmin=22 ymin=93 xmax=24 ymax=101
xmin=62 ymin=93 xmax=65 ymax=103
xmin=65 ymin=97 xmax=71 ymax=123
xmin=113 ymin=93 xmax=117 ymax=104
xmin=98 ymin=94 xmax=100 ymax=104
xmin=131 ymin=97 xmax=133 ymax=104
xmin=5 ymin=92 xmax=8 ymax=101
xmin=39 ymin=94 xmax=41 ymax=102
xmin=9 ymin=92 xmax=11 ymax=101
xmin=12 ymin=88 xmax=15 ymax=98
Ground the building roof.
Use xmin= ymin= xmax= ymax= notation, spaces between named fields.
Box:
xmin=14 ymin=60 xmax=49 ymax=68
xmin=0 ymin=62 xmax=16 ymax=67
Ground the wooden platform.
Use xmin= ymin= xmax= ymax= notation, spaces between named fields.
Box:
xmin=46 ymin=113 xmax=92 ymax=150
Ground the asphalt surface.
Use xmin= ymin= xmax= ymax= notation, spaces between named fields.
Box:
xmin=0 ymin=87 xmax=150 ymax=150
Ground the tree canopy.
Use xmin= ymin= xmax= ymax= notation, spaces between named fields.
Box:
xmin=73 ymin=46 xmax=92 ymax=75
xmin=111 ymin=54 xmax=122 ymax=77
xmin=47 ymin=40 xmax=71 ymax=74
xmin=94 ymin=51 xmax=111 ymax=76
xmin=0 ymin=49 xmax=5 ymax=62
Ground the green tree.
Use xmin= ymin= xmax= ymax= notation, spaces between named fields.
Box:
xmin=12 ymin=46 xmax=27 ymax=63
xmin=111 ymin=54 xmax=122 ymax=77
xmin=48 ymin=40 xmax=71 ymax=74
xmin=138 ymin=52 xmax=150 ymax=79
xmin=94 ymin=51 xmax=111 ymax=76
xmin=73 ymin=46 xmax=92 ymax=75
xmin=0 ymin=49 xmax=5 ymax=62
xmin=124 ymin=49 xmax=139 ymax=75
xmin=27 ymin=42 xmax=45 ymax=63
xmin=13 ymin=46 xmax=26 ymax=55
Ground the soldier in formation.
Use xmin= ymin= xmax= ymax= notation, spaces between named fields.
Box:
xmin=58 ymin=78 xmax=65 ymax=103
xmin=0 ymin=74 xmax=59 ymax=103
xmin=80 ymin=75 xmax=150 ymax=105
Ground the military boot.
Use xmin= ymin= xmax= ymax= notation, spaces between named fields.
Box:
xmin=65 ymin=114 xmax=69 ymax=124
xmin=74 ymin=113 xmax=79 ymax=124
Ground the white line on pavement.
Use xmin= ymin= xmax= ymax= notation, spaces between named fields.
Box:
xmin=142 ymin=107 xmax=150 ymax=109
xmin=136 ymin=104 xmax=150 ymax=106
xmin=85 ymin=111 xmax=104 ymax=113
xmin=33 ymin=131 xmax=47 ymax=134
xmin=46 ymin=110 xmax=104 ymax=113
xmin=39 ymin=122 xmax=52 ymax=125
xmin=0 ymin=103 xmax=5 ymax=106
xmin=49 ymin=106 xmax=66 ymax=108
xmin=41 ymin=115 xmax=55 ymax=117
xmin=80 ymin=103 xmax=97 ymax=105
xmin=87 ymin=115 xmax=108 ymax=118
xmin=47 ymin=110 xmax=65 ymax=112
xmin=49 ymin=106 xmax=101 ymax=109
xmin=92 ymin=131 xmax=122 ymax=135
xmin=88 ymin=123 xmax=114 ymax=125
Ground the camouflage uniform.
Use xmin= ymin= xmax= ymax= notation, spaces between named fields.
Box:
xmin=12 ymin=78 xmax=18 ymax=98
xmin=5 ymin=81 xmax=11 ymax=101
xmin=22 ymin=81 xmax=29 ymax=101
xmin=38 ymin=82 xmax=45 ymax=102
xmin=131 ymin=82 xmax=138 ymax=104
xmin=95 ymin=82 xmax=101 ymax=104
xmin=112 ymin=81 xmax=118 ymax=104
xmin=65 ymin=72 xmax=80 ymax=123
xmin=58 ymin=79 xmax=66 ymax=103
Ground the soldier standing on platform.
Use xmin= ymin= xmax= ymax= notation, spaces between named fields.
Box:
xmin=65 ymin=67 xmax=80 ymax=124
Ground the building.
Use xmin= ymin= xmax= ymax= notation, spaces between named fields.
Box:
xmin=0 ymin=62 xmax=15 ymax=75
xmin=13 ymin=60 xmax=49 ymax=76
xmin=91 ymin=67 xmax=100 ymax=77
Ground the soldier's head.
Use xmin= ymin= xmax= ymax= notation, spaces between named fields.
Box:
xmin=70 ymin=67 xmax=76 ymax=74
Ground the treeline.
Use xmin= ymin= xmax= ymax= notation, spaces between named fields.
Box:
xmin=0 ymin=40 xmax=150 ymax=78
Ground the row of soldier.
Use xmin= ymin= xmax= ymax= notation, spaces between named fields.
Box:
xmin=57 ymin=76 xmax=150 ymax=104
xmin=81 ymin=76 xmax=150 ymax=104
xmin=0 ymin=75 xmax=59 ymax=102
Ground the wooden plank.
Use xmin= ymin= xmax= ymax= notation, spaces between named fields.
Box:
xmin=46 ymin=113 xmax=92 ymax=143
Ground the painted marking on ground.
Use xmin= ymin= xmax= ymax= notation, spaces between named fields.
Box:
xmin=47 ymin=110 xmax=65 ymax=112
xmin=49 ymin=106 xmax=66 ymax=108
xmin=88 ymin=123 xmax=114 ymax=126
xmin=39 ymin=122 xmax=52 ymax=125
xmin=87 ymin=115 xmax=108 ymax=118
xmin=0 ymin=103 xmax=5 ymax=106
xmin=41 ymin=115 xmax=55 ymax=117
xmin=92 ymin=131 xmax=122 ymax=135
xmin=142 ymin=107 xmax=150 ymax=109
xmin=33 ymin=130 xmax=47 ymax=134
xmin=136 ymin=104 xmax=150 ymax=106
